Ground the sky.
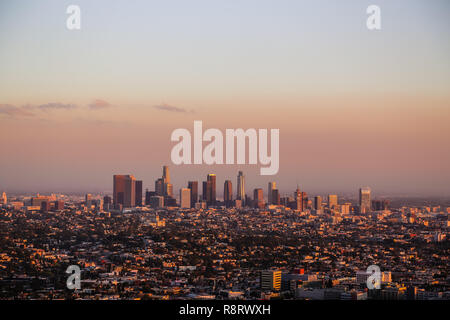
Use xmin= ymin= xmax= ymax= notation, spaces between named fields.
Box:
xmin=0 ymin=0 xmax=450 ymax=197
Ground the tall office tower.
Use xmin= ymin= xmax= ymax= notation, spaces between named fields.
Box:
xmin=224 ymin=180 xmax=233 ymax=207
xmin=253 ymin=188 xmax=264 ymax=208
xmin=207 ymin=174 xmax=216 ymax=206
xmin=341 ymin=203 xmax=351 ymax=215
xmin=145 ymin=190 xmax=156 ymax=205
xmin=85 ymin=194 xmax=92 ymax=208
xmin=188 ymin=181 xmax=198 ymax=208
xmin=180 ymin=188 xmax=191 ymax=208
xmin=328 ymin=194 xmax=338 ymax=208
xmin=237 ymin=171 xmax=245 ymax=201
xmin=359 ymin=187 xmax=371 ymax=214
xmin=164 ymin=183 xmax=173 ymax=197
xmin=302 ymin=192 xmax=308 ymax=210
xmin=253 ymin=188 xmax=263 ymax=202
xmin=268 ymin=182 xmax=276 ymax=205
xmin=155 ymin=178 xmax=164 ymax=196
xmin=135 ymin=180 xmax=143 ymax=206
xmin=163 ymin=165 xmax=170 ymax=183
xmin=272 ymin=189 xmax=281 ymax=205
xmin=261 ymin=270 xmax=282 ymax=292
xmin=294 ymin=187 xmax=303 ymax=210
xmin=314 ymin=196 xmax=322 ymax=211
xmin=162 ymin=165 xmax=173 ymax=196
xmin=113 ymin=175 xmax=136 ymax=208
xmin=103 ymin=195 xmax=112 ymax=210
xmin=202 ymin=181 xmax=211 ymax=204
xmin=1 ymin=192 xmax=7 ymax=204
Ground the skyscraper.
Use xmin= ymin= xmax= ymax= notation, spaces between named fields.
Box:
xmin=294 ymin=187 xmax=303 ymax=210
xmin=207 ymin=174 xmax=216 ymax=206
xmin=268 ymin=182 xmax=276 ymax=205
xmin=314 ymin=196 xmax=322 ymax=211
xmin=188 ymin=181 xmax=198 ymax=208
xmin=103 ymin=195 xmax=112 ymax=211
xmin=163 ymin=165 xmax=170 ymax=183
xmin=253 ymin=188 xmax=264 ymax=208
xmin=272 ymin=189 xmax=280 ymax=205
xmin=180 ymin=188 xmax=191 ymax=208
xmin=145 ymin=189 xmax=156 ymax=205
xmin=165 ymin=183 xmax=173 ymax=197
xmin=203 ymin=180 xmax=211 ymax=204
xmin=155 ymin=178 xmax=164 ymax=196
xmin=113 ymin=175 xmax=136 ymax=208
xmin=162 ymin=165 xmax=173 ymax=197
xmin=135 ymin=180 xmax=143 ymax=206
xmin=1 ymin=192 xmax=7 ymax=205
xmin=359 ymin=187 xmax=371 ymax=213
xmin=302 ymin=191 xmax=308 ymax=210
xmin=237 ymin=171 xmax=245 ymax=202
xmin=224 ymin=180 xmax=232 ymax=207
xmin=85 ymin=194 xmax=92 ymax=208
xmin=328 ymin=194 xmax=338 ymax=208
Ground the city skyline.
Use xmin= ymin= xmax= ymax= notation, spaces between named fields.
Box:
xmin=1 ymin=165 xmax=450 ymax=198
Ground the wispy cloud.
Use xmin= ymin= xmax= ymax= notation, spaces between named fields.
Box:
xmin=0 ymin=102 xmax=77 ymax=118
xmin=153 ymin=103 xmax=194 ymax=113
xmin=89 ymin=99 xmax=112 ymax=110
xmin=36 ymin=102 xmax=77 ymax=111
xmin=0 ymin=104 xmax=35 ymax=117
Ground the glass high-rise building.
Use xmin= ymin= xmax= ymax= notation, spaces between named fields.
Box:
xmin=314 ymin=196 xmax=322 ymax=211
xmin=113 ymin=175 xmax=136 ymax=208
xmin=207 ymin=174 xmax=216 ymax=206
xmin=253 ymin=188 xmax=264 ymax=208
xmin=180 ymin=188 xmax=191 ymax=208
xmin=203 ymin=180 xmax=211 ymax=204
xmin=237 ymin=171 xmax=245 ymax=201
xmin=294 ymin=187 xmax=303 ymax=210
xmin=328 ymin=194 xmax=338 ymax=208
xmin=135 ymin=180 xmax=143 ymax=206
xmin=359 ymin=187 xmax=371 ymax=213
xmin=155 ymin=178 xmax=164 ymax=196
xmin=188 ymin=181 xmax=198 ymax=208
xmin=224 ymin=180 xmax=232 ymax=206
xmin=272 ymin=189 xmax=281 ymax=205
xmin=162 ymin=165 xmax=172 ymax=197
xmin=163 ymin=165 xmax=170 ymax=183
xmin=268 ymin=182 xmax=276 ymax=204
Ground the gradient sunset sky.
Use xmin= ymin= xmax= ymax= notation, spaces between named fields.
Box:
xmin=1 ymin=0 xmax=449 ymax=196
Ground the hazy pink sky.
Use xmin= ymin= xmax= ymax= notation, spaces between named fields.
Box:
xmin=1 ymin=0 xmax=450 ymax=196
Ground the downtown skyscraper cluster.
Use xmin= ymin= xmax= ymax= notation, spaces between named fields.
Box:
xmin=112 ymin=165 xmax=380 ymax=215
xmin=111 ymin=166 xmax=328 ymax=212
